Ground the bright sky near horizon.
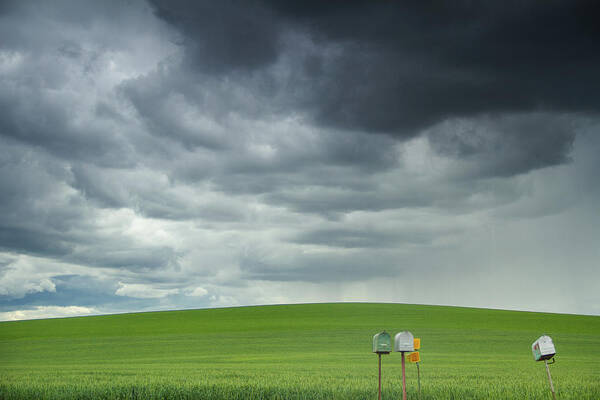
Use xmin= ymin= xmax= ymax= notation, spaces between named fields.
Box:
xmin=1 ymin=1 xmax=599 ymax=321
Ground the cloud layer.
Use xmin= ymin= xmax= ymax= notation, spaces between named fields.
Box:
xmin=1 ymin=0 xmax=599 ymax=320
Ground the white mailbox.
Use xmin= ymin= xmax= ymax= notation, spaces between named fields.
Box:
xmin=394 ymin=331 xmax=414 ymax=352
xmin=532 ymin=335 xmax=556 ymax=361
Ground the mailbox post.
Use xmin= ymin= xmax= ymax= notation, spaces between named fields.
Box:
xmin=395 ymin=331 xmax=415 ymax=400
xmin=373 ymin=331 xmax=392 ymax=400
xmin=532 ymin=335 xmax=557 ymax=400
xmin=411 ymin=338 xmax=421 ymax=400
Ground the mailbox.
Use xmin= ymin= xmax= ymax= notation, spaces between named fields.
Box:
xmin=532 ymin=335 xmax=556 ymax=361
xmin=413 ymin=338 xmax=421 ymax=350
xmin=394 ymin=331 xmax=414 ymax=352
xmin=373 ymin=331 xmax=392 ymax=354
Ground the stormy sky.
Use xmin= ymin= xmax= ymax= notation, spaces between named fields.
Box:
xmin=1 ymin=0 xmax=599 ymax=320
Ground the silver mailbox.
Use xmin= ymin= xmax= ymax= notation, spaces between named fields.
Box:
xmin=394 ymin=331 xmax=414 ymax=352
xmin=532 ymin=335 xmax=556 ymax=361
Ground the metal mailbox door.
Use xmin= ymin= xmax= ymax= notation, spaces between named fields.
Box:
xmin=394 ymin=331 xmax=415 ymax=352
xmin=532 ymin=335 xmax=556 ymax=361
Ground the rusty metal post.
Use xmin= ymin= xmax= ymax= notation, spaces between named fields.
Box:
xmin=545 ymin=360 xmax=556 ymax=400
xmin=378 ymin=353 xmax=382 ymax=400
xmin=401 ymin=352 xmax=407 ymax=400
xmin=416 ymin=361 xmax=421 ymax=400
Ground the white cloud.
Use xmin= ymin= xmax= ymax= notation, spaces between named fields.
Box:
xmin=0 ymin=258 xmax=56 ymax=298
xmin=186 ymin=286 xmax=208 ymax=297
xmin=0 ymin=306 xmax=98 ymax=321
xmin=115 ymin=282 xmax=179 ymax=299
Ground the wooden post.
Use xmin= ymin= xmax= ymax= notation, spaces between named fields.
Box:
xmin=416 ymin=361 xmax=421 ymax=400
xmin=378 ymin=353 xmax=382 ymax=400
xmin=545 ymin=360 xmax=556 ymax=400
xmin=401 ymin=352 xmax=407 ymax=400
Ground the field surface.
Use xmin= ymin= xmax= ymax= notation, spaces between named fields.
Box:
xmin=1 ymin=303 xmax=599 ymax=399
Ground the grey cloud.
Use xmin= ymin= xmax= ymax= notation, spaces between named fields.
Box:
xmin=71 ymin=164 xmax=245 ymax=222
xmin=0 ymin=1 xmax=161 ymax=51
xmin=265 ymin=187 xmax=414 ymax=217
xmin=0 ymin=44 xmax=132 ymax=168
xmin=151 ymin=1 xmax=600 ymax=119
xmin=70 ymin=165 xmax=130 ymax=209
xmin=427 ymin=113 xmax=579 ymax=178
xmin=0 ymin=87 xmax=106 ymax=162
xmin=0 ymin=227 xmax=73 ymax=257
xmin=148 ymin=0 xmax=599 ymax=178
xmin=262 ymin=176 xmax=523 ymax=217
xmin=0 ymin=0 xmax=172 ymax=168
xmin=239 ymin=249 xmax=406 ymax=283
xmin=119 ymin=66 xmax=402 ymax=197
xmin=119 ymin=71 xmax=233 ymax=152
xmin=150 ymin=0 xmax=281 ymax=74
xmin=290 ymin=226 xmax=453 ymax=249
xmin=0 ymin=142 xmax=84 ymax=256
xmin=0 ymin=140 xmax=181 ymax=273
xmin=275 ymin=1 xmax=600 ymax=127
xmin=69 ymin=245 xmax=179 ymax=272
xmin=209 ymin=132 xmax=400 ymax=197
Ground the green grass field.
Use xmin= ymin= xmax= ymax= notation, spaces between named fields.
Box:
xmin=1 ymin=303 xmax=599 ymax=399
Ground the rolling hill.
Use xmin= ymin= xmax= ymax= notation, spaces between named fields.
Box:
xmin=1 ymin=303 xmax=599 ymax=399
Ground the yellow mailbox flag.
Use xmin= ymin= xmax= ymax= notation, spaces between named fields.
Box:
xmin=413 ymin=338 xmax=421 ymax=350
xmin=408 ymin=352 xmax=420 ymax=363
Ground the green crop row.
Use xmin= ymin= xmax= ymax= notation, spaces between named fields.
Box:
xmin=2 ymin=380 xmax=599 ymax=400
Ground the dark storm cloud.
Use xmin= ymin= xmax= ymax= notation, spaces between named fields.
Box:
xmin=272 ymin=1 xmax=600 ymax=130
xmin=150 ymin=0 xmax=281 ymax=74
xmin=149 ymin=0 xmax=599 ymax=176
xmin=426 ymin=113 xmax=579 ymax=178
